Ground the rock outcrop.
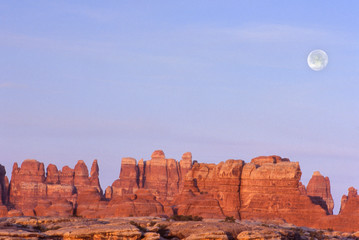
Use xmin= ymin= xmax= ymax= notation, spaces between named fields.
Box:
xmin=307 ymin=171 xmax=334 ymax=214
xmin=339 ymin=187 xmax=359 ymax=218
xmin=109 ymin=150 xmax=194 ymax=217
xmin=239 ymin=156 xmax=328 ymax=227
xmin=73 ymin=160 xmax=104 ymax=218
xmin=9 ymin=160 xmax=47 ymax=212
xmin=313 ymin=187 xmax=359 ymax=232
xmin=8 ymin=159 xmax=102 ymax=218
xmin=0 ymin=217 xmax=357 ymax=240
xmin=0 ymin=164 xmax=8 ymax=217
xmin=2 ymin=150 xmax=359 ymax=232
xmin=175 ymin=159 xmax=244 ymax=218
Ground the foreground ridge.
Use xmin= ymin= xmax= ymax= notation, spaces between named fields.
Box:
xmin=0 ymin=150 xmax=359 ymax=232
xmin=0 ymin=216 xmax=358 ymax=240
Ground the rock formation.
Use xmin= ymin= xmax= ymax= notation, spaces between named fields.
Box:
xmin=2 ymin=150 xmax=359 ymax=232
xmin=141 ymin=150 xmax=180 ymax=203
xmin=3 ymin=216 xmax=357 ymax=240
xmin=8 ymin=159 xmax=102 ymax=218
xmin=312 ymin=187 xmax=359 ymax=232
xmin=175 ymin=159 xmax=243 ymax=218
xmin=73 ymin=160 xmax=104 ymax=218
xmin=307 ymin=171 xmax=334 ymax=214
xmin=111 ymin=157 xmax=139 ymax=197
xmin=9 ymin=160 xmax=47 ymax=212
xmin=0 ymin=164 xmax=8 ymax=217
xmin=239 ymin=156 xmax=328 ymax=227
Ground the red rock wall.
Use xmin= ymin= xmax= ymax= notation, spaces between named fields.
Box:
xmin=313 ymin=187 xmax=359 ymax=232
xmin=239 ymin=157 xmax=328 ymax=227
xmin=110 ymin=150 xmax=191 ymax=206
xmin=175 ymin=159 xmax=244 ymax=218
xmin=2 ymin=151 xmax=359 ymax=232
xmin=8 ymin=159 xmax=102 ymax=217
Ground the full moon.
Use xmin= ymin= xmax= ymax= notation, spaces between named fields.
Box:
xmin=307 ymin=49 xmax=328 ymax=71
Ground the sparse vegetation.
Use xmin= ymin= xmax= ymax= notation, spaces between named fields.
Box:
xmin=170 ymin=214 xmax=203 ymax=221
xmin=224 ymin=216 xmax=236 ymax=223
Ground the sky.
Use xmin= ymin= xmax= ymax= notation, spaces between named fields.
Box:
xmin=0 ymin=1 xmax=358 ymax=214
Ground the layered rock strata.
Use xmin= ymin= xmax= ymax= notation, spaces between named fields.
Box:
xmin=1 ymin=150 xmax=359 ymax=232
xmin=8 ymin=159 xmax=102 ymax=217
xmin=307 ymin=171 xmax=334 ymax=214
xmin=239 ymin=156 xmax=328 ymax=227
xmin=175 ymin=159 xmax=244 ymax=218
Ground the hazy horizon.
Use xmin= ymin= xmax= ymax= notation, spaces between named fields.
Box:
xmin=1 ymin=1 xmax=359 ymax=214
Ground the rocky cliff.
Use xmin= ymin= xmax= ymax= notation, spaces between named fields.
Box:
xmin=307 ymin=171 xmax=334 ymax=214
xmin=239 ymin=156 xmax=328 ymax=227
xmin=0 ymin=164 xmax=8 ymax=216
xmin=1 ymin=150 xmax=359 ymax=232
xmin=7 ymin=159 xmax=102 ymax=218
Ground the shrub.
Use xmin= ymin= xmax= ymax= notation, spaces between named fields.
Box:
xmin=170 ymin=215 xmax=203 ymax=221
xmin=224 ymin=216 xmax=236 ymax=223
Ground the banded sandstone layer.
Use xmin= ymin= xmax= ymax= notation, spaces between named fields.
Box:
xmin=0 ymin=150 xmax=358 ymax=232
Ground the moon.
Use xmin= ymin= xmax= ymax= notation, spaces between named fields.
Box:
xmin=307 ymin=49 xmax=328 ymax=71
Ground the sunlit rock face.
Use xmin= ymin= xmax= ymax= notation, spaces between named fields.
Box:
xmin=9 ymin=160 xmax=47 ymax=212
xmin=8 ymin=159 xmax=103 ymax=217
xmin=108 ymin=150 xmax=192 ymax=217
xmin=175 ymin=159 xmax=244 ymax=218
xmin=142 ymin=150 xmax=180 ymax=203
xmin=307 ymin=171 xmax=334 ymax=214
xmin=239 ymin=157 xmax=328 ymax=227
xmin=4 ymin=151 xmax=359 ymax=232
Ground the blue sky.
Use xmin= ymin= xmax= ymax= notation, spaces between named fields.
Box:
xmin=1 ymin=1 xmax=358 ymax=214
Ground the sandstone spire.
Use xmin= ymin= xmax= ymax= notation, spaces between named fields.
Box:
xmin=307 ymin=171 xmax=334 ymax=214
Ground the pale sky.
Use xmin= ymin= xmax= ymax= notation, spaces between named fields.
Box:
xmin=1 ymin=1 xmax=359 ymax=214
